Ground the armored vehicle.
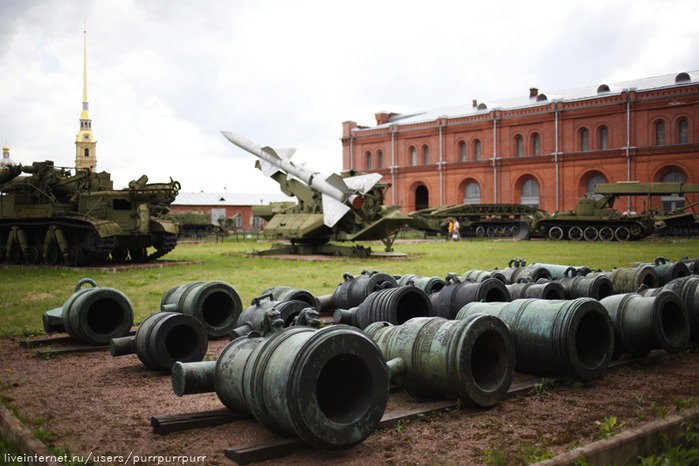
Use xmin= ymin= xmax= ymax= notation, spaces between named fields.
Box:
xmin=409 ymin=203 xmax=548 ymax=238
xmin=0 ymin=161 xmax=180 ymax=265
xmin=166 ymin=210 xmax=214 ymax=238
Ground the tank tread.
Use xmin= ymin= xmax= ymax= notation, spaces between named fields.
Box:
xmin=536 ymin=220 xmax=650 ymax=241
xmin=147 ymin=233 xmax=178 ymax=261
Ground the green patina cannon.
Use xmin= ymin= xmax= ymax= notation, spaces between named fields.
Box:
xmin=317 ymin=269 xmax=397 ymax=312
xmin=172 ymin=324 xmax=390 ymax=449
xmin=333 ymin=285 xmax=432 ymax=329
xmin=600 ymin=290 xmax=689 ymax=358
xmin=430 ymin=274 xmax=510 ymax=320
xmin=456 ymin=298 xmax=614 ymax=380
xmin=633 ymin=257 xmax=691 ymax=286
xmin=505 ymin=279 xmax=565 ymax=300
xmin=587 ymin=266 xmax=658 ymax=294
xmin=256 ymin=285 xmax=320 ymax=310
xmin=42 ymin=278 xmax=133 ymax=345
xmin=557 ymin=267 xmax=614 ymax=301
xmin=497 ymin=258 xmax=552 ymax=285
xmin=526 ymin=263 xmax=593 ymax=280
xmin=637 ymin=276 xmax=699 ymax=342
xmin=110 ymin=311 xmax=207 ymax=371
xmin=394 ymin=273 xmax=446 ymax=295
xmin=364 ymin=314 xmax=515 ymax=408
xmin=231 ymin=296 xmax=319 ymax=339
xmin=160 ymin=281 xmax=242 ymax=338
xmin=461 ymin=269 xmax=507 ymax=283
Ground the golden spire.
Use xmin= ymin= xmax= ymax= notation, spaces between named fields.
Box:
xmin=81 ymin=26 xmax=89 ymax=119
xmin=76 ymin=25 xmax=97 ymax=171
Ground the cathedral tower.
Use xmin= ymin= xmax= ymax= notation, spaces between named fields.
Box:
xmin=75 ymin=27 xmax=97 ymax=171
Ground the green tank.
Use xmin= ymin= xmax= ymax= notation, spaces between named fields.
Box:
xmin=166 ymin=210 xmax=214 ymax=238
xmin=0 ymin=160 xmax=180 ymax=265
xmin=524 ymin=195 xmax=654 ymax=241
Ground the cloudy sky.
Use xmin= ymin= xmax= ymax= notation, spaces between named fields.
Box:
xmin=1 ymin=0 xmax=697 ymax=193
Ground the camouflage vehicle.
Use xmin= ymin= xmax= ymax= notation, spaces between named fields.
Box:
xmin=0 ymin=161 xmax=180 ymax=265
xmin=166 ymin=210 xmax=214 ymax=238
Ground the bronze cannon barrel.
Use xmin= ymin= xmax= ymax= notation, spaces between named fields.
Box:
xmin=430 ymin=275 xmax=511 ymax=320
xmin=395 ymin=273 xmax=446 ymax=295
xmin=231 ymin=295 xmax=318 ymax=339
xmin=257 ymin=285 xmax=320 ymax=309
xmin=42 ymin=278 xmax=134 ymax=345
xmin=318 ymin=270 xmax=397 ymax=312
xmin=651 ymin=276 xmax=699 ymax=342
xmin=334 ymin=286 xmax=432 ymax=329
xmin=558 ymin=267 xmax=614 ymax=301
xmin=587 ymin=266 xmax=659 ymax=294
xmin=364 ymin=314 xmax=515 ymax=408
xmin=456 ymin=298 xmax=614 ymax=380
xmin=505 ymin=280 xmax=565 ymax=300
xmin=498 ymin=258 xmax=552 ymax=284
xmin=172 ymin=325 xmax=390 ymax=449
xmin=110 ymin=312 xmax=207 ymax=371
xmin=526 ymin=263 xmax=593 ymax=280
xmin=461 ymin=269 xmax=507 ymax=283
xmin=600 ymin=290 xmax=690 ymax=357
xmin=160 ymin=281 xmax=242 ymax=338
xmin=633 ymin=257 xmax=690 ymax=286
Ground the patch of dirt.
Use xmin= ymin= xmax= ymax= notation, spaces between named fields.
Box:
xmin=23 ymin=292 xmax=56 ymax=302
xmin=0 ymin=337 xmax=697 ymax=466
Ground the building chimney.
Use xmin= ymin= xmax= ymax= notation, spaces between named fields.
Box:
xmin=472 ymin=99 xmax=478 ymax=108
xmin=529 ymin=88 xmax=538 ymax=98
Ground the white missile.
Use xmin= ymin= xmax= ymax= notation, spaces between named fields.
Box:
xmin=222 ymin=131 xmax=383 ymax=228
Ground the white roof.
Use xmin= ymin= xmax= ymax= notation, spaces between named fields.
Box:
xmin=173 ymin=192 xmax=292 ymax=206
xmin=361 ymin=70 xmax=699 ymax=129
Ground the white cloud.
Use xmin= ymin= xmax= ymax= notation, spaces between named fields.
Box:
xmin=1 ymin=0 xmax=697 ymax=194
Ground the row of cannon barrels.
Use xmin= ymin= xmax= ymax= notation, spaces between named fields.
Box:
xmin=38 ymin=255 xmax=697 ymax=450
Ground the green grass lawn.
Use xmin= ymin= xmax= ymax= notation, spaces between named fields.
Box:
xmin=1 ymin=237 xmax=697 ymax=337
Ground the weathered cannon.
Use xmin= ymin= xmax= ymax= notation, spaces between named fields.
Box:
xmin=526 ymin=263 xmax=593 ymax=280
xmin=461 ymin=269 xmax=507 ymax=283
xmin=42 ymin=278 xmax=134 ymax=345
xmin=395 ymin=273 xmax=446 ymax=295
xmin=678 ymin=257 xmax=699 ymax=275
xmin=600 ymin=290 xmax=690 ymax=358
xmin=558 ymin=267 xmax=614 ymax=301
xmin=160 ymin=281 xmax=242 ymax=338
xmin=231 ymin=295 xmax=319 ymax=339
xmin=364 ymin=314 xmax=515 ymax=408
xmin=317 ymin=269 xmax=397 ymax=312
xmin=256 ymin=285 xmax=320 ymax=309
xmin=172 ymin=324 xmax=390 ymax=449
xmin=587 ymin=266 xmax=658 ymax=294
xmin=430 ymin=274 xmax=511 ymax=320
xmin=633 ymin=257 xmax=690 ymax=286
xmin=109 ymin=312 xmax=207 ymax=371
xmin=505 ymin=279 xmax=565 ymax=300
xmin=497 ymin=258 xmax=552 ymax=284
xmin=456 ymin=298 xmax=614 ymax=380
xmin=334 ymin=286 xmax=432 ymax=329
xmin=644 ymin=276 xmax=699 ymax=342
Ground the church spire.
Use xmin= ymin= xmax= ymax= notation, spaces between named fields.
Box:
xmin=75 ymin=26 xmax=97 ymax=171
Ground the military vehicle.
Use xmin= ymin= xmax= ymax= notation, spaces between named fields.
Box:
xmin=166 ymin=210 xmax=214 ymax=238
xmin=409 ymin=203 xmax=548 ymax=238
xmin=222 ymin=132 xmax=412 ymax=256
xmin=0 ymin=161 xmax=180 ymax=265
xmin=523 ymin=182 xmax=699 ymax=241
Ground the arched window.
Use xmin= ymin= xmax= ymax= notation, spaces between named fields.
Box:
xmin=656 ymin=121 xmax=665 ymax=146
xmin=474 ymin=140 xmax=482 ymax=160
xmin=463 ymin=182 xmax=481 ymax=204
xmin=662 ymin=171 xmax=686 ymax=210
xmin=586 ymin=175 xmax=607 ymax=200
xmin=459 ymin=142 xmax=466 ymax=162
xmin=366 ymin=152 xmax=372 ymax=170
xmin=378 ymin=150 xmax=383 ymax=168
xmin=679 ymin=119 xmax=689 ymax=144
xmin=410 ymin=147 xmax=417 ymax=166
xmin=599 ymin=126 xmax=608 ymax=150
xmin=423 ymin=146 xmax=429 ymax=165
xmin=515 ymin=136 xmax=523 ymax=157
xmin=581 ymin=129 xmax=589 ymax=152
xmin=532 ymin=133 xmax=541 ymax=155
xmin=84 ymin=148 xmax=90 ymax=157
xmin=520 ymin=179 xmax=540 ymax=208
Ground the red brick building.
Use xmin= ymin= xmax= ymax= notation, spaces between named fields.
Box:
xmin=342 ymin=71 xmax=699 ymax=215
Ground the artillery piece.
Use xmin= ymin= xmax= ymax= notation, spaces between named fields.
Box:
xmin=0 ymin=161 xmax=180 ymax=265
xmin=222 ymin=132 xmax=412 ymax=256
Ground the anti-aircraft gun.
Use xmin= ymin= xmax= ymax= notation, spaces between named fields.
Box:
xmin=0 ymin=160 xmax=180 ymax=265
xmin=222 ymin=132 xmax=411 ymax=256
